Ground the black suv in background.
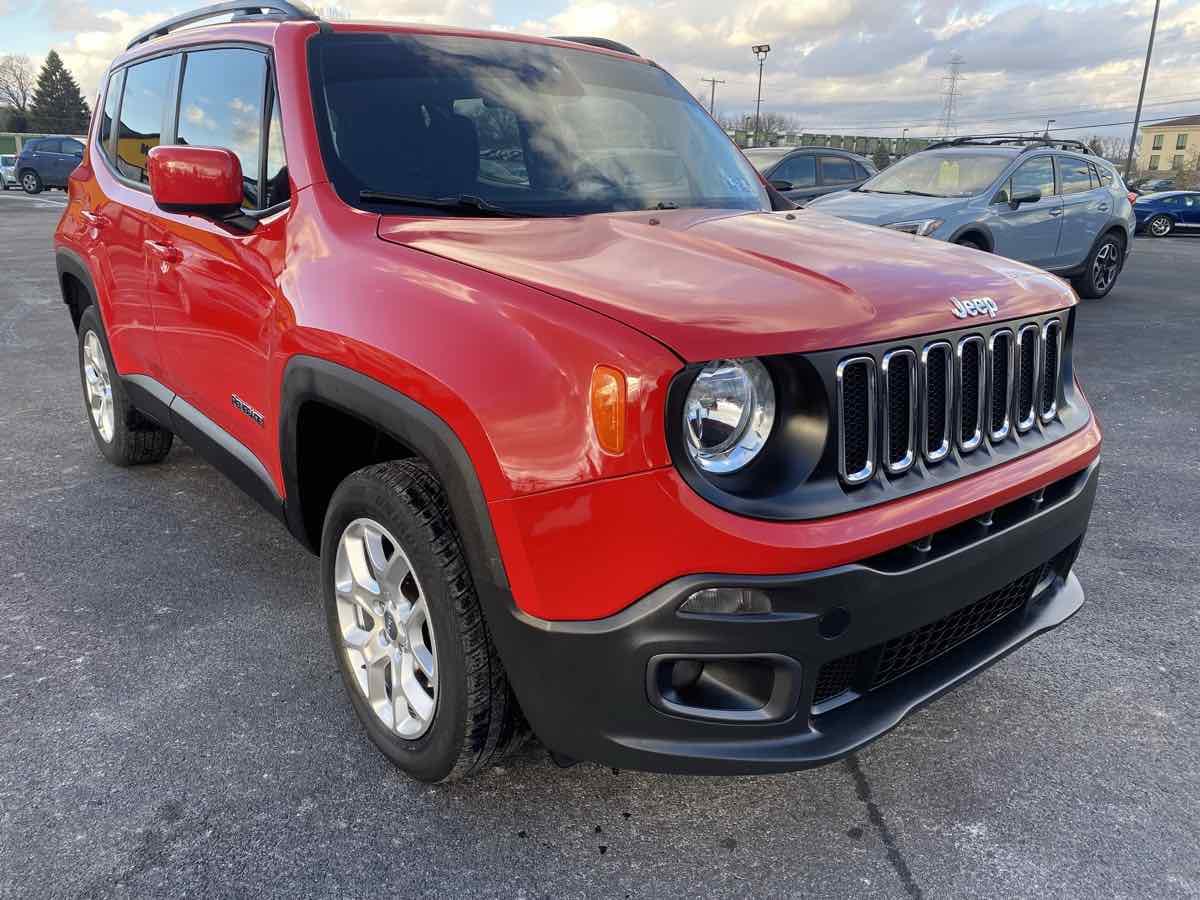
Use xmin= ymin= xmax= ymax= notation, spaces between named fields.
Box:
xmin=15 ymin=136 xmax=84 ymax=193
xmin=743 ymin=146 xmax=876 ymax=205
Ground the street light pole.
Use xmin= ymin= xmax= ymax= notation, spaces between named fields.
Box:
xmin=1125 ymin=0 xmax=1162 ymax=181
xmin=752 ymin=44 xmax=770 ymax=147
xmin=1044 ymin=118 xmax=1056 ymax=136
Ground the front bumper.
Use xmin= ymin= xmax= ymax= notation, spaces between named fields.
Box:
xmin=490 ymin=460 xmax=1098 ymax=774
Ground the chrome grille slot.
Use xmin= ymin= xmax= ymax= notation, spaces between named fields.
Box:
xmin=881 ymin=349 xmax=917 ymax=475
xmin=1014 ymin=323 xmax=1040 ymax=433
xmin=956 ymin=335 xmax=986 ymax=453
xmin=837 ymin=356 xmax=876 ymax=485
xmin=987 ymin=329 xmax=1014 ymax=443
xmin=1040 ymin=319 xmax=1062 ymax=422
xmin=921 ymin=342 xmax=953 ymax=464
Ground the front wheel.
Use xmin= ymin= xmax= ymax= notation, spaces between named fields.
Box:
xmin=1146 ymin=215 xmax=1173 ymax=237
xmin=20 ymin=170 xmax=42 ymax=194
xmin=954 ymin=237 xmax=986 ymax=252
xmin=1072 ymin=234 xmax=1124 ymax=300
xmin=321 ymin=459 xmax=526 ymax=782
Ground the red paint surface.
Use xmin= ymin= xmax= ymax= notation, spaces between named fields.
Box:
xmin=147 ymin=146 xmax=243 ymax=210
xmin=57 ymin=19 xmax=1100 ymax=622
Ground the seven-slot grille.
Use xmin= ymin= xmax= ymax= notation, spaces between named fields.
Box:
xmin=837 ymin=318 xmax=1064 ymax=486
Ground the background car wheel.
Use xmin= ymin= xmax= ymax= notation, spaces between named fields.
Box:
xmin=1146 ymin=215 xmax=1173 ymax=238
xmin=1072 ymin=234 xmax=1124 ymax=300
xmin=20 ymin=170 xmax=42 ymax=194
xmin=76 ymin=306 xmax=174 ymax=466
xmin=321 ymin=459 xmax=527 ymax=783
xmin=954 ymin=237 xmax=986 ymax=251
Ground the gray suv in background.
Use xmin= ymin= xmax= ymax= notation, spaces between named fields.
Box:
xmin=807 ymin=137 xmax=1136 ymax=299
xmin=744 ymin=146 xmax=876 ymax=205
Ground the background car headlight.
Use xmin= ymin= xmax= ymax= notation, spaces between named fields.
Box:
xmin=883 ymin=219 xmax=944 ymax=236
xmin=683 ymin=358 xmax=775 ymax=474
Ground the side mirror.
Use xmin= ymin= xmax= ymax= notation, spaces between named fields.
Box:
xmin=1009 ymin=189 xmax=1041 ymax=209
xmin=770 ymin=179 xmax=793 ymax=191
xmin=148 ymin=146 xmax=243 ymax=217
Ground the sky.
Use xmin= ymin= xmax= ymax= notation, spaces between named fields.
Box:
xmin=2 ymin=0 xmax=1198 ymax=145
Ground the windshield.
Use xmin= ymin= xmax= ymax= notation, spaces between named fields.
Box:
xmin=743 ymin=149 xmax=790 ymax=173
xmin=309 ymin=32 xmax=769 ymax=217
xmin=861 ymin=151 xmax=1011 ymax=198
xmin=0 ymin=156 xmax=13 ymax=166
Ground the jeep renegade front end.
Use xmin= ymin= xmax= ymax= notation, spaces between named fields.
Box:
xmin=55 ymin=3 xmax=1100 ymax=782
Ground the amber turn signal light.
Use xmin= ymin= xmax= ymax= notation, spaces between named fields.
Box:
xmin=590 ymin=366 xmax=627 ymax=454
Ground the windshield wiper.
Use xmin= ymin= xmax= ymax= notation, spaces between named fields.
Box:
xmin=359 ymin=191 xmax=545 ymax=218
xmin=900 ymin=190 xmax=944 ymax=198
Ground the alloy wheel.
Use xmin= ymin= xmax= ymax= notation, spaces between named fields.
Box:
xmin=1092 ymin=242 xmax=1120 ymax=294
xmin=334 ymin=518 xmax=439 ymax=739
xmin=21 ymin=172 xmax=37 ymax=192
xmin=1149 ymin=216 xmax=1172 ymax=237
xmin=82 ymin=330 xmax=115 ymax=443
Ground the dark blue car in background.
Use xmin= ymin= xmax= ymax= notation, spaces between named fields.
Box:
xmin=14 ymin=136 xmax=84 ymax=194
xmin=1134 ymin=191 xmax=1200 ymax=237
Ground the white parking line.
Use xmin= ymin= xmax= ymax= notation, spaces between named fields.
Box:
xmin=0 ymin=192 xmax=68 ymax=209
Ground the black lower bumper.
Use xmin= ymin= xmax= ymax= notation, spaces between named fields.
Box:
xmin=490 ymin=460 xmax=1099 ymax=774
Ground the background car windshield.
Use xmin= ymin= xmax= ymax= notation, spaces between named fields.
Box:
xmin=0 ymin=155 xmax=13 ymax=165
xmin=862 ymin=152 xmax=1011 ymax=198
xmin=309 ymin=33 xmax=769 ymax=216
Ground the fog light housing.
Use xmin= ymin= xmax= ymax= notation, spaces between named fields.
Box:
xmin=680 ymin=587 xmax=771 ymax=615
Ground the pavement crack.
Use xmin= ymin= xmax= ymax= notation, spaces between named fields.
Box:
xmin=844 ymin=753 xmax=924 ymax=900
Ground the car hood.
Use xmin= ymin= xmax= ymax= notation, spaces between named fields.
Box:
xmin=805 ymin=190 xmax=971 ymax=226
xmin=377 ymin=207 xmax=1075 ymax=362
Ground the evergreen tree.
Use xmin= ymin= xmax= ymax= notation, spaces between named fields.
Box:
xmin=29 ymin=50 xmax=91 ymax=135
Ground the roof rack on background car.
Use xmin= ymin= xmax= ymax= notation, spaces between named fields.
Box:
xmin=549 ymin=36 xmax=641 ymax=56
xmin=924 ymin=135 xmax=1092 ymax=154
xmin=126 ymin=0 xmax=321 ymax=49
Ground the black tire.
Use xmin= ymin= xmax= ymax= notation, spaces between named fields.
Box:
xmin=321 ymin=459 xmax=526 ymax=783
xmin=954 ymin=237 xmax=986 ymax=251
xmin=19 ymin=169 xmax=42 ymax=194
xmin=1145 ymin=214 xmax=1173 ymax=238
xmin=77 ymin=306 xmax=174 ymax=466
xmin=1071 ymin=233 xmax=1124 ymax=300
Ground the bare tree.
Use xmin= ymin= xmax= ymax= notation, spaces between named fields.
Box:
xmin=0 ymin=54 xmax=36 ymax=113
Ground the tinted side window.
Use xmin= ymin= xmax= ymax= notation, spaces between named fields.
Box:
xmin=1059 ymin=157 xmax=1093 ymax=195
xmin=1009 ymin=156 xmax=1054 ymax=200
xmin=821 ymin=156 xmax=855 ymax=184
xmin=39 ymin=139 xmax=63 ymax=153
xmin=264 ymin=94 xmax=289 ymax=207
xmin=62 ymin=138 xmax=83 ymax=156
xmin=177 ymin=48 xmax=267 ymax=208
xmin=117 ymin=55 xmax=174 ymax=183
xmin=772 ymin=155 xmax=816 ymax=187
xmin=97 ymin=70 xmax=123 ymax=163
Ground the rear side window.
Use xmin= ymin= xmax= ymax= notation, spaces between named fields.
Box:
xmin=772 ymin=155 xmax=816 ymax=187
xmin=1059 ymin=157 xmax=1093 ymax=195
xmin=117 ymin=55 xmax=174 ymax=183
xmin=97 ymin=69 xmax=123 ymax=164
xmin=62 ymin=138 xmax=83 ymax=156
xmin=176 ymin=48 xmax=267 ymax=208
xmin=820 ymin=156 xmax=855 ymax=185
xmin=263 ymin=94 xmax=289 ymax=207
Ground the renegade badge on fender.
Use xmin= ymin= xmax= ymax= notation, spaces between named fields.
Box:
xmin=56 ymin=2 xmax=1101 ymax=782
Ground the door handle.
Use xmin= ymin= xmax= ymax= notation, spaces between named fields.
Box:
xmin=1097 ymin=204 xmax=1110 ymax=212
xmin=144 ymin=240 xmax=182 ymax=263
xmin=80 ymin=210 xmax=108 ymax=228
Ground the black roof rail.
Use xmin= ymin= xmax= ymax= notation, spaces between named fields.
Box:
xmin=923 ymin=135 xmax=1092 ymax=154
xmin=126 ymin=1 xmax=320 ymax=50
xmin=549 ymin=35 xmax=640 ymax=56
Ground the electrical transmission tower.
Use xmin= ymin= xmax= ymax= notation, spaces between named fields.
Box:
xmin=700 ymin=77 xmax=726 ymax=116
xmin=937 ymin=53 xmax=965 ymax=139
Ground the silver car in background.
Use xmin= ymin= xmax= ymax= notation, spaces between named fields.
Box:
xmin=808 ymin=136 xmax=1136 ymax=299
xmin=0 ymin=155 xmax=16 ymax=190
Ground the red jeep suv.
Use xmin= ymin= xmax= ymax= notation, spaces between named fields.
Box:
xmin=56 ymin=2 xmax=1101 ymax=782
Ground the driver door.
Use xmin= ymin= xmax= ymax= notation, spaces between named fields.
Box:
xmin=987 ymin=155 xmax=1063 ymax=268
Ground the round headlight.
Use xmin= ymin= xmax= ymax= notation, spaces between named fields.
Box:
xmin=683 ymin=358 xmax=776 ymax=474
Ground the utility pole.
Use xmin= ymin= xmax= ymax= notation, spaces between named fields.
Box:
xmin=752 ymin=44 xmax=770 ymax=147
xmin=700 ymin=77 xmax=725 ymax=116
xmin=1125 ymin=0 xmax=1161 ymax=181
xmin=937 ymin=53 xmax=964 ymax=139
xmin=1044 ymin=118 xmax=1056 ymax=137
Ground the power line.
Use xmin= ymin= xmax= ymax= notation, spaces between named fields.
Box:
xmin=700 ymin=77 xmax=725 ymax=116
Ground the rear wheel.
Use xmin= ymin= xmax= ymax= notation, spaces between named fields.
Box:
xmin=1072 ymin=233 xmax=1124 ymax=300
xmin=77 ymin=306 xmax=173 ymax=466
xmin=20 ymin=170 xmax=42 ymax=194
xmin=321 ymin=459 xmax=526 ymax=782
xmin=1146 ymin=215 xmax=1173 ymax=237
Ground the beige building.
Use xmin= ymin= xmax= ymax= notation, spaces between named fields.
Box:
xmin=1138 ymin=115 xmax=1200 ymax=173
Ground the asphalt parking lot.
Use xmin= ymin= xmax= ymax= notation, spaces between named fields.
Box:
xmin=0 ymin=189 xmax=1197 ymax=899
